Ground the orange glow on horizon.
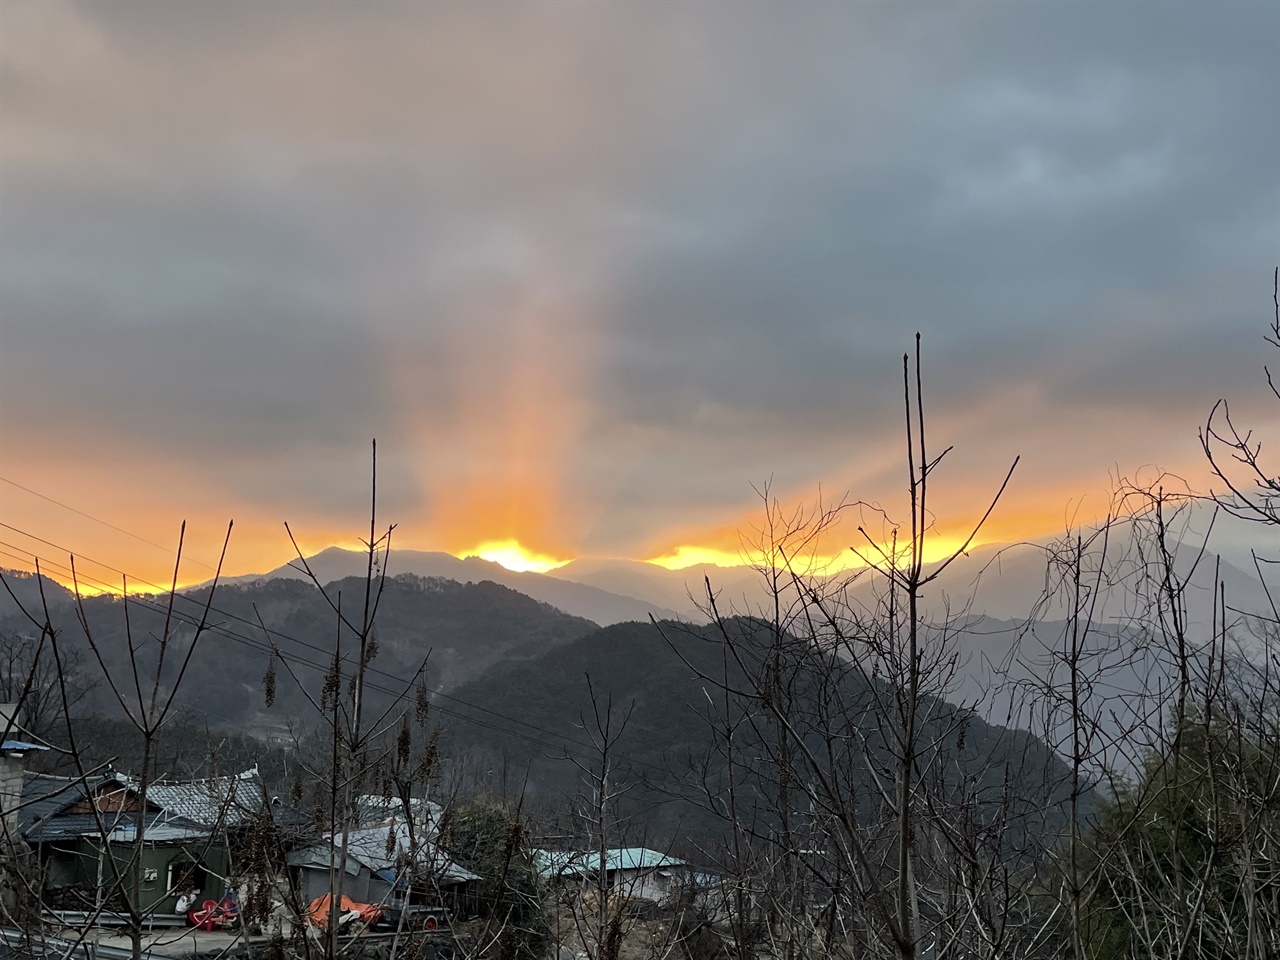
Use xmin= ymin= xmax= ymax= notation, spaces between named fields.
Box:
xmin=465 ymin=539 xmax=570 ymax=574
xmin=644 ymin=545 xmax=754 ymax=570
xmin=647 ymin=534 xmax=988 ymax=574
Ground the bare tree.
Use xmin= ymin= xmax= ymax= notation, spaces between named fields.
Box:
xmin=0 ymin=631 xmax=94 ymax=746
xmin=253 ymin=443 xmax=450 ymax=960
xmin=0 ymin=521 xmax=234 ymax=960
xmin=662 ymin=335 xmax=1043 ymax=959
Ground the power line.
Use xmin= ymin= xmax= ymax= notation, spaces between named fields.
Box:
xmin=0 ymin=539 xmax=646 ymax=773
xmin=0 ymin=475 xmax=221 ymax=574
xmin=0 ymin=535 xmax=693 ymax=790
xmin=0 ymin=480 xmax=703 ymax=787
xmin=0 ymin=486 xmax=694 ymax=773
xmin=0 ymin=524 xmax=609 ymax=754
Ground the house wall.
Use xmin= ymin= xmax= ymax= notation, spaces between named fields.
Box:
xmin=0 ymin=756 xmax=23 ymax=846
xmin=296 ymin=865 xmax=394 ymax=906
xmin=41 ymin=840 xmax=100 ymax=889
xmin=609 ymin=867 xmax=678 ymax=904
xmin=298 ymin=865 xmax=373 ymax=903
xmin=83 ymin=841 xmax=229 ymax=914
xmin=67 ymin=785 xmax=141 ymax=815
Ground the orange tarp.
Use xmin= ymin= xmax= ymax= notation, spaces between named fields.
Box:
xmin=306 ymin=894 xmax=383 ymax=929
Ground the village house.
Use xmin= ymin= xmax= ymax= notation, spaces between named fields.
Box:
xmin=532 ymin=847 xmax=686 ymax=905
xmin=287 ymin=819 xmax=480 ymax=923
xmin=16 ymin=766 xmax=288 ymax=918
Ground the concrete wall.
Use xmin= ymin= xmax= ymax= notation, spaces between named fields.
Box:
xmin=0 ymin=755 xmax=23 ymax=846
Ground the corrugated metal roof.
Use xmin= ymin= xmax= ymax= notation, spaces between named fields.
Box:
xmin=101 ymin=815 xmax=209 ymax=844
xmin=287 ymin=821 xmax=480 ymax=885
xmin=532 ymin=847 xmax=683 ymax=878
xmin=2 ymin=740 xmax=49 ymax=752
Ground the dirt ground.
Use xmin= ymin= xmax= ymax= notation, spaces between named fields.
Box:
xmin=542 ymin=910 xmax=705 ymax=960
xmin=66 ymin=927 xmax=257 ymax=958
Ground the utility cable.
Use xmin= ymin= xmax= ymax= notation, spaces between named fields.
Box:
xmin=0 ymin=537 xmax=695 ymax=791
xmin=0 ymin=475 xmax=221 ymax=574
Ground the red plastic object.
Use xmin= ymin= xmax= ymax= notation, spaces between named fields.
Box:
xmin=189 ymin=896 xmax=239 ymax=930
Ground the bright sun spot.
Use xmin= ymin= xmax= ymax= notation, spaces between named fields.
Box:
xmin=467 ymin=539 xmax=569 ymax=574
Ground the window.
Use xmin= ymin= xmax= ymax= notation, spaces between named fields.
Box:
xmin=168 ymin=859 xmax=208 ymax=895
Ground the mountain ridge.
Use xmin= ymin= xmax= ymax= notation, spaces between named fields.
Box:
xmin=217 ymin=546 xmax=683 ymax=625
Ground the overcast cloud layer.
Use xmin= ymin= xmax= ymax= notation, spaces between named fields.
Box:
xmin=1 ymin=0 xmax=1277 ymax=581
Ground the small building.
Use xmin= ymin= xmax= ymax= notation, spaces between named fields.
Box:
xmin=532 ymin=847 xmax=686 ymax=904
xmin=17 ymin=766 xmax=291 ymax=917
xmin=19 ymin=771 xmax=229 ymax=915
xmin=1 ymin=711 xmax=51 ymax=918
xmin=355 ymin=794 xmax=442 ymax=834
xmin=287 ymin=819 xmax=479 ymax=911
xmin=1 ymin=702 xmax=51 ymax=847
xmin=1 ymin=738 xmax=49 ymax=846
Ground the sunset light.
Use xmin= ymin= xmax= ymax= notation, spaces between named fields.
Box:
xmin=467 ymin=539 xmax=569 ymax=574
xmin=647 ymin=534 xmax=988 ymax=574
xmin=645 ymin=545 xmax=750 ymax=570
xmin=0 ymin=4 xmax=1271 ymax=952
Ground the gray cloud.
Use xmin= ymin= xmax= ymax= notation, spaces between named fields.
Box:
xmin=1 ymin=0 xmax=1275 ymax=563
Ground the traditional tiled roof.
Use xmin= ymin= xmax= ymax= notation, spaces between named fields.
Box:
xmin=18 ymin=772 xmax=92 ymax=834
xmin=144 ymin=767 xmax=264 ymax=828
xmin=19 ymin=766 xmax=277 ymax=843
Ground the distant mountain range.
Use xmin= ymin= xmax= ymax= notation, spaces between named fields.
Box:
xmin=0 ymin=570 xmax=600 ymax=726
xmin=220 ymin=546 xmax=685 ymax=625
xmin=1 ymin=510 xmax=1269 ymax=756
xmin=2 ymin=517 xmax=1270 ymax=844
xmin=215 ymin=533 xmax=1275 ymax=631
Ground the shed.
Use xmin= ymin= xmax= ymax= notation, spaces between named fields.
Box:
xmin=532 ymin=847 xmax=686 ymax=904
xmin=287 ymin=820 xmax=479 ymax=908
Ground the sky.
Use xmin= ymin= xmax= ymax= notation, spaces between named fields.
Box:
xmin=1 ymin=0 xmax=1277 ymax=589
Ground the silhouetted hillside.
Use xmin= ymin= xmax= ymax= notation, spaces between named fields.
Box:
xmin=221 ymin=546 xmax=683 ymax=624
xmin=0 ymin=570 xmax=599 ymax=727
xmin=0 ymin=569 xmax=74 ymax=620
xmin=442 ymin=618 xmax=1081 ymax=844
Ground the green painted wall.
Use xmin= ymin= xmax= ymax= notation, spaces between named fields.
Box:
xmin=42 ymin=839 xmax=230 ymax=915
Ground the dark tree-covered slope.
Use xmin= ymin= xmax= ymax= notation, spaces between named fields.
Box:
xmin=0 ymin=570 xmax=599 ymax=727
xmin=442 ymin=618 xmax=1079 ymax=846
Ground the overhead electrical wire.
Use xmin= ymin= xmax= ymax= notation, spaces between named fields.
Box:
xmin=0 ymin=525 xmax=639 ymax=760
xmin=0 ymin=522 xmax=701 ymax=792
xmin=0 ymin=475 xmax=222 ymax=574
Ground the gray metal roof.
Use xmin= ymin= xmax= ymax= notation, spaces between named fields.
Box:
xmin=2 ymin=740 xmax=49 ymax=753
xmin=24 ymin=811 xmax=209 ymax=844
xmin=532 ymin=847 xmax=684 ymax=879
xmin=287 ymin=821 xmax=480 ymax=886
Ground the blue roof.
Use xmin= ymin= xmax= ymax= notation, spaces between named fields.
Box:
xmin=532 ymin=847 xmax=683 ymax=879
xmin=2 ymin=740 xmax=49 ymax=752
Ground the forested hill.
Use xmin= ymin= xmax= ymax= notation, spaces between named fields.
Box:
xmin=441 ymin=618 xmax=1079 ymax=845
xmin=0 ymin=569 xmax=598 ymax=728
